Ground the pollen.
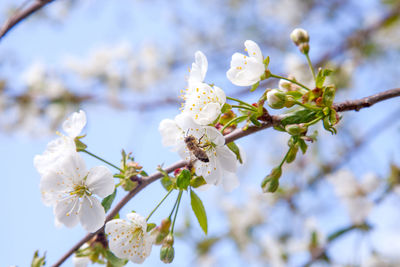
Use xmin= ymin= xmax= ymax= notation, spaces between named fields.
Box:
xmin=196 ymin=88 xmax=199 ymax=92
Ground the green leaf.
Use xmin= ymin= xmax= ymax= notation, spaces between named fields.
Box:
xmin=190 ymin=190 xmax=208 ymax=235
xmin=176 ymin=169 xmax=191 ymax=190
xmin=105 ymin=250 xmax=128 ymax=267
xmin=298 ymin=139 xmax=308 ymax=154
xmin=221 ymin=103 xmax=232 ymax=113
xmin=139 ymin=170 xmax=148 ymax=177
xmin=281 ymin=109 xmax=318 ymax=126
xmin=101 ymin=189 xmax=117 ymax=213
xmin=316 ymin=68 xmax=333 ymax=88
xmin=147 ymin=223 xmax=156 ymax=232
xmin=161 ymin=176 xmax=174 ymax=191
xmin=227 ymin=142 xmax=243 ymax=164
xmin=31 ymin=250 xmax=46 ymax=267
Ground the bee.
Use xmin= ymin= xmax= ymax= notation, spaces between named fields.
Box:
xmin=184 ymin=134 xmax=209 ymax=163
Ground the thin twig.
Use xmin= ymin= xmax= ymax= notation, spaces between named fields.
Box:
xmin=51 ymin=88 xmax=400 ymax=266
xmin=0 ymin=0 xmax=55 ymax=40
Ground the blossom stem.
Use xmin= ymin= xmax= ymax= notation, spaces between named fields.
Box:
xmin=171 ymin=190 xmax=183 ymax=234
xmin=146 ymin=188 xmax=174 ymax=221
xmin=168 ymin=191 xmax=180 ymax=220
xmin=278 ymin=148 xmax=291 ymax=169
xmin=220 ymin=115 xmax=247 ymax=134
xmin=231 ymin=105 xmax=257 ymax=112
xmin=81 ymin=150 xmax=123 ymax=172
xmin=305 ymin=53 xmax=316 ymax=82
xmin=304 ymin=116 xmax=324 ymax=127
xmin=270 ymin=73 xmax=311 ymax=91
xmin=226 ymin=96 xmax=255 ymax=108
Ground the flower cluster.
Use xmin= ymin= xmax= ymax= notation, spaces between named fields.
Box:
xmin=34 ymin=110 xmax=115 ymax=232
xmin=160 ymin=51 xmax=243 ymax=191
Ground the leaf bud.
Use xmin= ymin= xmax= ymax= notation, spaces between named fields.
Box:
xmin=290 ymin=28 xmax=310 ymax=46
xmin=322 ymin=85 xmax=336 ymax=107
xmin=267 ymin=89 xmax=286 ymax=109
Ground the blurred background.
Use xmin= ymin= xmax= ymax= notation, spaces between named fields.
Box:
xmin=1 ymin=0 xmax=400 ymax=266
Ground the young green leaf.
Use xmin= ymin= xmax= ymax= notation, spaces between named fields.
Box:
xmin=227 ymin=142 xmax=243 ymax=164
xmin=281 ymin=109 xmax=318 ymax=126
xmin=190 ymin=190 xmax=208 ymax=235
xmin=105 ymin=250 xmax=128 ymax=267
xmin=101 ymin=189 xmax=117 ymax=213
xmin=176 ymin=169 xmax=191 ymax=190
xmin=161 ymin=176 xmax=174 ymax=191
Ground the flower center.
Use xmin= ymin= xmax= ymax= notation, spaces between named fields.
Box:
xmin=70 ymin=183 xmax=91 ymax=198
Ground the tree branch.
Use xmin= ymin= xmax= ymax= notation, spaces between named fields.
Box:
xmin=0 ymin=0 xmax=55 ymax=40
xmin=333 ymin=88 xmax=400 ymax=112
xmin=51 ymin=88 xmax=400 ymax=266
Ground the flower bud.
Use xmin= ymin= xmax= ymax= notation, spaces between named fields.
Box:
xmin=286 ymin=145 xmax=299 ymax=163
xmin=160 ymin=218 xmax=171 ymax=232
xmin=160 ymin=245 xmax=175 ymax=264
xmin=267 ymin=89 xmax=286 ymax=109
xmin=261 ymin=167 xmax=282 ymax=193
xmin=160 ymin=234 xmax=175 ymax=264
xmin=290 ymin=28 xmax=310 ymax=46
xmin=285 ymin=123 xmax=308 ymax=136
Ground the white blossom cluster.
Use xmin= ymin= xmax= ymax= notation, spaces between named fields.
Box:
xmin=159 ymin=44 xmax=267 ymax=191
xmin=34 ymin=110 xmax=115 ymax=233
xmin=327 ymin=169 xmax=380 ymax=224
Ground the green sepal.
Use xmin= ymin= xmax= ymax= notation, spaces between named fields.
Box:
xmin=322 ymin=85 xmax=336 ymax=107
xmin=250 ymin=81 xmax=260 ymax=92
xmin=147 ymin=223 xmax=157 ymax=232
xmin=221 ymin=103 xmax=232 ymax=113
xmin=161 ymin=176 xmax=174 ymax=191
xmin=75 ymin=138 xmax=87 ymax=152
xmin=286 ymin=145 xmax=299 ymax=163
xmin=101 ymin=189 xmax=117 ymax=213
xmin=176 ymin=169 xmax=191 ymax=190
xmin=105 ymin=250 xmax=128 ymax=267
xmin=190 ymin=190 xmax=208 ymax=235
xmin=190 ymin=176 xmax=207 ymax=188
xmin=263 ymin=56 xmax=270 ymax=67
xmin=227 ymin=142 xmax=243 ymax=164
xmin=285 ymin=91 xmax=303 ymax=99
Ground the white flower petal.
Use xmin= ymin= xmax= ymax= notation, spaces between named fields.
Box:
xmin=245 ymin=40 xmax=263 ymax=62
xmin=158 ymin=118 xmax=182 ymax=148
xmin=54 ymin=197 xmax=80 ymax=228
xmin=204 ymin=126 xmax=225 ymax=146
xmin=127 ymin=212 xmax=147 ymax=230
xmin=105 ymin=219 xmax=133 ymax=258
xmin=86 ymin=166 xmax=115 ymax=198
xmin=40 ymin=169 xmax=72 ymax=206
xmin=34 ymin=136 xmax=76 ymax=175
xmin=62 ymin=110 xmax=87 ymax=138
xmin=79 ymin=196 xmax=106 ymax=232
xmin=188 ymin=51 xmax=208 ymax=84
xmin=217 ymin=147 xmax=237 ymax=172
xmin=197 ymin=103 xmax=220 ymax=125
xmin=73 ymin=255 xmax=90 ymax=267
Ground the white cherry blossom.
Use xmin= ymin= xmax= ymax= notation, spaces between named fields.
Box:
xmin=105 ymin=213 xmax=153 ymax=264
xmin=182 ymin=51 xmax=226 ymax=125
xmin=159 ymin=113 xmax=239 ymax=191
xmin=39 ymin=152 xmax=114 ymax=232
xmin=226 ymin=40 xmax=265 ymax=86
xmin=34 ymin=110 xmax=87 ymax=175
